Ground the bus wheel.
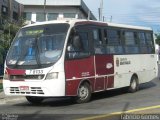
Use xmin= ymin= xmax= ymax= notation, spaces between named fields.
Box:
xmin=76 ymin=82 xmax=91 ymax=104
xmin=26 ymin=96 xmax=44 ymax=104
xmin=129 ymin=76 xmax=139 ymax=93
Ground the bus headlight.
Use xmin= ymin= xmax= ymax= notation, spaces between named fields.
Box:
xmin=45 ymin=72 xmax=59 ymax=80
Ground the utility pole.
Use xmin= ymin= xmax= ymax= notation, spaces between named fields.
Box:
xmin=103 ymin=16 xmax=105 ymax=22
xmin=88 ymin=10 xmax=91 ymax=20
xmin=98 ymin=8 xmax=100 ymax=21
xmin=44 ymin=0 xmax=46 ymax=21
xmin=110 ymin=16 xmax=112 ymax=22
xmin=100 ymin=0 xmax=103 ymax=21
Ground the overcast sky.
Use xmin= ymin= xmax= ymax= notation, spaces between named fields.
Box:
xmin=83 ymin=0 xmax=160 ymax=32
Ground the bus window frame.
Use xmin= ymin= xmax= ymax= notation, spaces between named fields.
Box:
xmin=137 ymin=31 xmax=155 ymax=54
xmin=65 ymin=25 xmax=92 ymax=60
xmin=91 ymin=26 xmax=106 ymax=55
xmin=102 ymin=27 xmax=155 ymax=55
xmin=122 ymin=29 xmax=140 ymax=54
xmin=104 ymin=27 xmax=124 ymax=55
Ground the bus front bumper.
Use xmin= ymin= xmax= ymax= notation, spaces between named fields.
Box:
xmin=3 ymin=79 xmax=66 ymax=97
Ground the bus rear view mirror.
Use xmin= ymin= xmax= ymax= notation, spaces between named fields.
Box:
xmin=67 ymin=45 xmax=72 ymax=52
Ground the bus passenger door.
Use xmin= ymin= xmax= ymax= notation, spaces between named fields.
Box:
xmin=92 ymin=28 xmax=114 ymax=91
xmin=94 ymin=55 xmax=114 ymax=91
xmin=65 ymin=26 xmax=95 ymax=96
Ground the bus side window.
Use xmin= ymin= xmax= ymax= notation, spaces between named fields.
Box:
xmin=134 ymin=32 xmax=139 ymax=45
xmin=93 ymin=29 xmax=105 ymax=54
xmin=106 ymin=29 xmax=123 ymax=54
xmin=145 ymin=33 xmax=155 ymax=53
xmin=138 ymin=32 xmax=148 ymax=54
xmin=124 ymin=31 xmax=139 ymax=54
xmin=104 ymin=29 xmax=108 ymax=44
xmin=78 ymin=32 xmax=89 ymax=52
xmin=67 ymin=32 xmax=89 ymax=59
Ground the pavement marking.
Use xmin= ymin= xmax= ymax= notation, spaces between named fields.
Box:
xmin=77 ymin=105 xmax=160 ymax=120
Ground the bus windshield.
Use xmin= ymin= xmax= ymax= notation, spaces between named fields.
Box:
xmin=6 ymin=23 xmax=69 ymax=69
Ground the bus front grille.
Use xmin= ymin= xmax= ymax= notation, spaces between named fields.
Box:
xmin=10 ymin=75 xmax=45 ymax=81
xmin=10 ymin=87 xmax=44 ymax=95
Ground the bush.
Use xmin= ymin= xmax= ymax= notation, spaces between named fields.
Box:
xmin=0 ymin=83 xmax=3 ymax=91
xmin=0 ymin=45 xmax=4 ymax=64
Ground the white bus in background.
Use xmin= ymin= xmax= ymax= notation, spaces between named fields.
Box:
xmin=3 ymin=20 xmax=158 ymax=104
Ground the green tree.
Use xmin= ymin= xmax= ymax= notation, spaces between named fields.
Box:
xmin=0 ymin=44 xmax=4 ymax=64
xmin=0 ymin=16 xmax=24 ymax=64
xmin=155 ymin=33 xmax=160 ymax=45
xmin=0 ymin=19 xmax=23 ymax=50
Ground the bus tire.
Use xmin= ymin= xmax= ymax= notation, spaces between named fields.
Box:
xmin=75 ymin=82 xmax=91 ymax=104
xmin=128 ymin=76 xmax=139 ymax=93
xmin=26 ymin=96 xmax=44 ymax=104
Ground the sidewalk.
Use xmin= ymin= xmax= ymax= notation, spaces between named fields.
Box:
xmin=0 ymin=91 xmax=25 ymax=104
xmin=0 ymin=77 xmax=26 ymax=104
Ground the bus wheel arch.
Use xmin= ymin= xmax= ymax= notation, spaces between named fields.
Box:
xmin=128 ymin=74 xmax=139 ymax=93
xmin=75 ymin=79 xmax=92 ymax=104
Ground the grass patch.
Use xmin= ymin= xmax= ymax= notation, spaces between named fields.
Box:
xmin=0 ymin=83 xmax=3 ymax=92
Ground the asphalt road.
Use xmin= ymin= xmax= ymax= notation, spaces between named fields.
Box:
xmin=0 ymin=66 xmax=160 ymax=120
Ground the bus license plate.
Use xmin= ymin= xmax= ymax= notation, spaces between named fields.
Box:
xmin=19 ymin=86 xmax=29 ymax=92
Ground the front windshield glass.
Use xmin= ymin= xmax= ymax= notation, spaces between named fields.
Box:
xmin=6 ymin=23 xmax=69 ymax=69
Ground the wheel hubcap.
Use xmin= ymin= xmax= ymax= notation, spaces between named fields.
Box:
xmin=79 ymin=86 xmax=88 ymax=100
xmin=131 ymin=79 xmax=137 ymax=90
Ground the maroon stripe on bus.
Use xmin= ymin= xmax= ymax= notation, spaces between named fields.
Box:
xmin=75 ymin=21 xmax=108 ymax=27
xmin=66 ymin=80 xmax=80 ymax=96
xmin=107 ymin=76 xmax=114 ymax=88
xmin=6 ymin=68 xmax=25 ymax=75
xmin=65 ymin=56 xmax=95 ymax=79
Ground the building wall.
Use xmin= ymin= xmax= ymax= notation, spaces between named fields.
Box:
xmin=16 ymin=0 xmax=96 ymax=22
xmin=0 ymin=0 xmax=23 ymax=23
xmin=23 ymin=6 xmax=87 ymax=22
xmin=16 ymin=0 xmax=81 ymax=6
